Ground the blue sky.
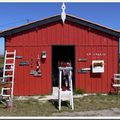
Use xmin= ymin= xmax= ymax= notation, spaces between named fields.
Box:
xmin=0 ymin=2 xmax=120 ymax=54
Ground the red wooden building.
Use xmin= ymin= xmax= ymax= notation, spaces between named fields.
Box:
xmin=0 ymin=14 xmax=120 ymax=96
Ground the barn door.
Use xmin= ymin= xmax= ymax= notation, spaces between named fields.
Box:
xmin=52 ymin=45 xmax=75 ymax=89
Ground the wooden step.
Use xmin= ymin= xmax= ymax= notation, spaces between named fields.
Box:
xmin=6 ymin=58 xmax=14 ymax=60
xmin=113 ymin=84 xmax=120 ymax=87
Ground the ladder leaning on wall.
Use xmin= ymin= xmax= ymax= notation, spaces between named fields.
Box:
xmin=0 ymin=50 xmax=16 ymax=107
xmin=58 ymin=66 xmax=74 ymax=111
xmin=113 ymin=74 xmax=120 ymax=87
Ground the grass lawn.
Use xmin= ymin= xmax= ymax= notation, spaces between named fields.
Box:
xmin=0 ymin=94 xmax=120 ymax=116
xmin=0 ymin=57 xmax=4 ymax=68
xmin=0 ymin=57 xmax=120 ymax=116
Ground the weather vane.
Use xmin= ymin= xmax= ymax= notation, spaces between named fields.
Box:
xmin=61 ymin=2 xmax=66 ymax=24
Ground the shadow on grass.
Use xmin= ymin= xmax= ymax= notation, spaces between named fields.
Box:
xmin=48 ymin=99 xmax=70 ymax=110
xmin=0 ymin=101 xmax=7 ymax=109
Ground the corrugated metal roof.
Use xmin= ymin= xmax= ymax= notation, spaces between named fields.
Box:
xmin=0 ymin=14 xmax=120 ymax=37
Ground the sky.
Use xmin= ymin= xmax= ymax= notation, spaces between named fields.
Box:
xmin=0 ymin=2 xmax=120 ymax=54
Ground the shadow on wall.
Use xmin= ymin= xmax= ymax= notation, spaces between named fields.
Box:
xmin=90 ymin=65 xmax=102 ymax=78
xmin=90 ymin=72 xmax=102 ymax=78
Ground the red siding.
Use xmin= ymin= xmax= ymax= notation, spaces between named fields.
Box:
xmin=6 ymin=20 xmax=119 ymax=95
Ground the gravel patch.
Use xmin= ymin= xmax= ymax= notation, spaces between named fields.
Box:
xmin=52 ymin=108 xmax=120 ymax=116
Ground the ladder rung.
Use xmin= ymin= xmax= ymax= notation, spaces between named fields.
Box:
xmin=4 ymin=75 xmax=13 ymax=78
xmin=5 ymin=63 xmax=14 ymax=66
xmin=2 ymin=95 xmax=11 ymax=97
xmin=1 ymin=88 xmax=11 ymax=96
xmin=114 ymin=78 xmax=120 ymax=80
xmin=5 ymin=69 xmax=13 ymax=71
xmin=6 ymin=52 xmax=15 ymax=54
xmin=113 ymin=84 xmax=120 ymax=87
xmin=2 ymin=88 xmax=11 ymax=90
xmin=6 ymin=58 xmax=14 ymax=60
xmin=114 ymin=74 xmax=120 ymax=77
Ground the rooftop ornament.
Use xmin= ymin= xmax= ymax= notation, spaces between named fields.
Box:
xmin=61 ymin=2 xmax=66 ymax=24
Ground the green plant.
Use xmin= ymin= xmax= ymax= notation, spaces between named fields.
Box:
xmin=75 ymin=89 xmax=85 ymax=95
xmin=96 ymin=93 xmax=103 ymax=96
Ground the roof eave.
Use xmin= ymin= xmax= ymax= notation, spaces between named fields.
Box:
xmin=66 ymin=15 xmax=120 ymax=37
xmin=0 ymin=14 xmax=61 ymax=37
xmin=0 ymin=14 xmax=120 ymax=38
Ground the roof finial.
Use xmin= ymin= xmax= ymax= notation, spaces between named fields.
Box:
xmin=61 ymin=2 xmax=66 ymax=24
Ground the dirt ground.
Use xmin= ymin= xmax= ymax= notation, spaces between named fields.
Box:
xmin=52 ymin=108 xmax=120 ymax=117
xmin=1 ymin=94 xmax=120 ymax=117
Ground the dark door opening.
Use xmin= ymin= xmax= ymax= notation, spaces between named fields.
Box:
xmin=52 ymin=45 xmax=75 ymax=89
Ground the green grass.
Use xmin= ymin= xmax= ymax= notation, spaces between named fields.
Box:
xmin=0 ymin=58 xmax=120 ymax=116
xmin=1 ymin=94 xmax=120 ymax=116
xmin=0 ymin=57 xmax=4 ymax=68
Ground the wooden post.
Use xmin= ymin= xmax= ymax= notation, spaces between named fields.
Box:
xmin=58 ymin=67 xmax=74 ymax=110
xmin=58 ymin=69 xmax=62 ymax=110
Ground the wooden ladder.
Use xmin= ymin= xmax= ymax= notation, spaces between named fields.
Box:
xmin=0 ymin=50 xmax=16 ymax=105
xmin=113 ymin=74 xmax=120 ymax=87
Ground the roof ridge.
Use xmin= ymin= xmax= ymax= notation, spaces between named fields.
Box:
xmin=0 ymin=14 xmax=120 ymax=37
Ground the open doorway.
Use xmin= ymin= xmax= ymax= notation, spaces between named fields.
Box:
xmin=52 ymin=45 xmax=75 ymax=89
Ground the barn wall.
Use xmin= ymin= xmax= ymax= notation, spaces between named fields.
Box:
xmin=6 ymin=20 xmax=119 ymax=95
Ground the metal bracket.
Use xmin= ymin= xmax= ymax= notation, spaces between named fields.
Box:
xmin=16 ymin=56 xmax=23 ymax=59
xmin=19 ymin=61 xmax=29 ymax=66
